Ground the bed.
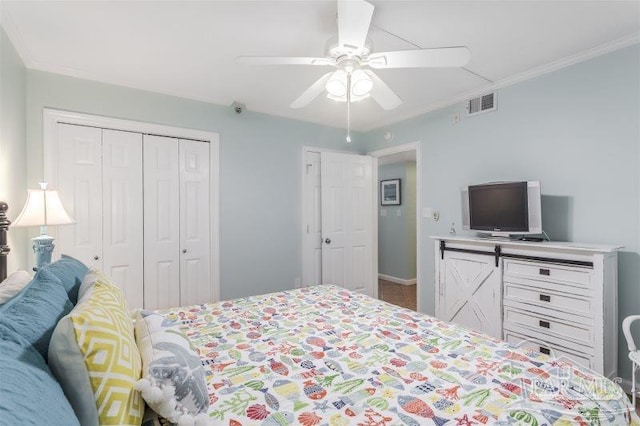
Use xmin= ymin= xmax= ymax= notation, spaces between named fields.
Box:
xmin=152 ymin=284 xmax=638 ymax=425
xmin=0 ymin=212 xmax=637 ymax=425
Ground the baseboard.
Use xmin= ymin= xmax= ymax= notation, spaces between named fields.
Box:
xmin=378 ymin=274 xmax=416 ymax=286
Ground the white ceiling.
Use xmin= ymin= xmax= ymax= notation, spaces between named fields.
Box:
xmin=2 ymin=1 xmax=639 ymax=131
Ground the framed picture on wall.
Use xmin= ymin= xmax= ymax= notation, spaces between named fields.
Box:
xmin=381 ymin=179 xmax=401 ymax=205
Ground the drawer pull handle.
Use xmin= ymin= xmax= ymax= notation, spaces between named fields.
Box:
xmin=539 ymin=320 xmax=550 ymax=329
xmin=539 ymin=268 xmax=550 ymax=276
xmin=540 ymin=347 xmax=551 ymax=355
xmin=539 ymin=294 xmax=551 ymax=302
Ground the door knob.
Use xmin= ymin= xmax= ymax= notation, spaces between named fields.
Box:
xmin=93 ymin=255 xmax=100 ymax=261
xmin=324 ymin=238 xmax=331 ymax=244
xmin=182 ymin=249 xmax=187 ymax=254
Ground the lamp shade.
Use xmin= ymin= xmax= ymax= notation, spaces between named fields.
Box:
xmin=12 ymin=184 xmax=74 ymax=227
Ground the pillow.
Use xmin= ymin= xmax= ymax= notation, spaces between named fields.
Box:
xmin=134 ymin=311 xmax=209 ymax=425
xmin=0 ymin=270 xmax=31 ymax=304
xmin=77 ymin=268 xmax=115 ymax=301
xmin=48 ymin=278 xmax=144 ymax=426
xmin=42 ymin=254 xmax=89 ymax=304
xmin=0 ymin=268 xmax=73 ymax=360
xmin=0 ymin=326 xmax=80 ymax=425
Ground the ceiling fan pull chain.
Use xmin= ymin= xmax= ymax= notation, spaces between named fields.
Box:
xmin=346 ymin=74 xmax=352 ymax=143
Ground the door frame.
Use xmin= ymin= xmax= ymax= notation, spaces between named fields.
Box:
xmin=301 ymin=146 xmax=377 ymax=297
xmin=42 ymin=108 xmax=221 ymax=302
xmin=368 ymin=141 xmax=422 ymax=312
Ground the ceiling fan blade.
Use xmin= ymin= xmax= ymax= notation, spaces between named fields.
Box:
xmin=290 ymin=72 xmax=334 ymax=109
xmin=236 ymin=56 xmax=336 ymax=66
xmin=337 ymin=0 xmax=374 ymax=52
xmin=364 ymin=70 xmax=402 ymax=110
xmin=367 ymin=46 xmax=471 ymax=69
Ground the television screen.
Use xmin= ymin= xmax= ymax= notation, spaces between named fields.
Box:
xmin=469 ymin=182 xmax=529 ymax=232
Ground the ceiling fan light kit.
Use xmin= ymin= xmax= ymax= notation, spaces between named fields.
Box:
xmin=350 ymin=70 xmax=373 ymax=97
xmin=326 ymin=70 xmax=348 ymax=97
xmin=236 ymin=0 xmax=471 ymax=141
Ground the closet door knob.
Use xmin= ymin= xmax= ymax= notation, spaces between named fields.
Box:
xmin=94 ymin=255 xmax=100 ymax=261
xmin=324 ymin=238 xmax=331 ymax=244
xmin=182 ymin=249 xmax=187 ymax=254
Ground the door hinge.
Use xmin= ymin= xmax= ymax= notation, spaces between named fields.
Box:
xmin=306 ymin=225 xmax=310 ymax=234
xmin=306 ymin=163 xmax=313 ymax=175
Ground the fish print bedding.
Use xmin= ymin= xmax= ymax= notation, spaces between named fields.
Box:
xmin=155 ymin=285 xmax=639 ymax=425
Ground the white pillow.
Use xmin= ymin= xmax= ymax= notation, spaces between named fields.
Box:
xmin=0 ymin=271 xmax=32 ymax=304
xmin=134 ymin=311 xmax=210 ymax=425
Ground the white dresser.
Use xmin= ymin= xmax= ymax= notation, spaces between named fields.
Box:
xmin=432 ymin=236 xmax=621 ymax=377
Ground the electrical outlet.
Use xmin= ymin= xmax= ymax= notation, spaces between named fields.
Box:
xmin=294 ymin=278 xmax=301 ymax=288
xmin=452 ymin=112 xmax=460 ymax=125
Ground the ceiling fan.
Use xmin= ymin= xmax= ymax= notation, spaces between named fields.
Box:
xmin=236 ymin=0 xmax=471 ymax=111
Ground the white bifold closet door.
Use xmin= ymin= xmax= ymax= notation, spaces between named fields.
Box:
xmin=56 ymin=124 xmax=144 ymax=308
xmin=143 ymin=135 xmax=210 ymax=309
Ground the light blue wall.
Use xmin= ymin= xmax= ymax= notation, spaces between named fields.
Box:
xmin=359 ymin=45 xmax=640 ymax=384
xmin=25 ymin=70 xmax=362 ymax=300
xmin=0 ymin=28 xmax=27 ymax=273
xmin=378 ymin=162 xmax=417 ymax=280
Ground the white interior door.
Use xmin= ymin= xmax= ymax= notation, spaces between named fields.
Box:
xmin=102 ymin=129 xmax=144 ymax=309
xmin=439 ymin=251 xmax=502 ymax=338
xmin=303 ymin=151 xmax=322 ymax=286
xmin=320 ymin=152 xmax=375 ymax=297
xmin=179 ymin=139 xmax=211 ymax=306
xmin=143 ymin=135 xmax=180 ymax=309
xmin=56 ymin=124 xmax=103 ymax=270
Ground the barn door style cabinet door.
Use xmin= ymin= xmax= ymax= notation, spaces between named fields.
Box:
xmin=54 ymin=124 xmax=211 ymax=310
xmin=435 ymin=246 xmax=503 ymax=339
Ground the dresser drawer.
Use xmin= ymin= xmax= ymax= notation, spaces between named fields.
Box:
xmin=503 ymin=305 xmax=594 ymax=347
xmin=503 ymin=259 xmax=593 ymax=289
xmin=503 ymin=281 xmax=595 ymax=318
xmin=504 ymin=328 xmax=592 ymax=369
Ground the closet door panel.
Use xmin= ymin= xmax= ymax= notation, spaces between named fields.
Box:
xmin=56 ymin=124 xmax=103 ymax=269
xmin=144 ymin=135 xmax=180 ymax=309
xmin=179 ymin=140 xmax=211 ymax=306
xmin=103 ymin=129 xmax=144 ymax=309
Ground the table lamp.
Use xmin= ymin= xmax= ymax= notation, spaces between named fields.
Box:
xmin=12 ymin=182 xmax=74 ymax=270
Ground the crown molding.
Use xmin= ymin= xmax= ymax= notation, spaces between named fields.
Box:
xmin=364 ymin=33 xmax=640 ymax=132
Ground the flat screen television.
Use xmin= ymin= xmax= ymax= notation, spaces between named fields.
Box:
xmin=461 ymin=181 xmax=542 ymax=237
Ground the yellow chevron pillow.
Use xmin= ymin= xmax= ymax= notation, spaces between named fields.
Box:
xmin=49 ymin=278 xmax=144 ymax=425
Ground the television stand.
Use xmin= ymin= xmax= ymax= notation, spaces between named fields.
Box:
xmin=516 ymin=236 xmax=545 ymax=242
xmin=431 ymin=235 xmax=621 ymax=378
xmin=477 ymin=234 xmax=511 ymax=241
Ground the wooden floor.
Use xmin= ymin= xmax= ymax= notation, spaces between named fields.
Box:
xmin=378 ymin=279 xmax=416 ymax=311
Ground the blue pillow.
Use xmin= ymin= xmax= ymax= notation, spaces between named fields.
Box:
xmin=0 ymin=268 xmax=73 ymax=360
xmin=41 ymin=254 xmax=89 ymax=304
xmin=0 ymin=327 xmax=80 ymax=425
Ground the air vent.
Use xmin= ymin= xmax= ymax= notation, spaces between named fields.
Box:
xmin=467 ymin=92 xmax=497 ymax=116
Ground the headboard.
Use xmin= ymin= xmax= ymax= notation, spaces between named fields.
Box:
xmin=0 ymin=201 xmax=10 ymax=281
